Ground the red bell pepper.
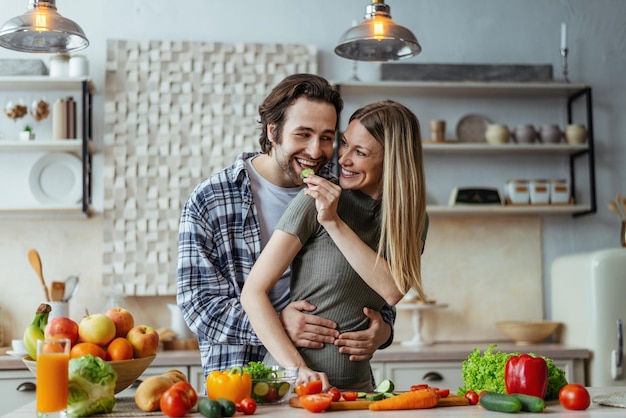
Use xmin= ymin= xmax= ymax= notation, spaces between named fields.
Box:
xmin=504 ymin=354 xmax=548 ymax=399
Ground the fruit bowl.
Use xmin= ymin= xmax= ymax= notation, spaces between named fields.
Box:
xmin=251 ymin=366 xmax=297 ymax=404
xmin=496 ymin=321 xmax=561 ymax=345
xmin=23 ymin=354 xmax=156 ymax=394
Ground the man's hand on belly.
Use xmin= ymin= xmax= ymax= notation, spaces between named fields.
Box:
xmin=280 ymin=300 xmax=339 ymax=348
xmin=335 ymin=307 xmax=391 ymax=361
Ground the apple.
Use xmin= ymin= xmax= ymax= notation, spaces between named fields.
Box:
xmin=44 ymin=316 xmax=79 ymax=345
xmin=78 ymin=313 xmax=116 ymax=346
xmin=104 ymin=307 xmax=135 ymax=338
xmin=126 ymin=325 xmax=160 ymax=358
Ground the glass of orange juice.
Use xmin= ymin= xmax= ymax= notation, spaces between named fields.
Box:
xmin=36 ymin=338 xmax=70 ymax=417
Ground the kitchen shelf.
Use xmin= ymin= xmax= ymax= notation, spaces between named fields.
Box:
xmin=0 ymin=77 xmax=95 ymax=217
xmin=333 ymin=80 xmax=596 ymax=217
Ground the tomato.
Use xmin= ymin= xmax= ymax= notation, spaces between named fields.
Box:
xmin=160 ymin=385 xmax=192 ymax=417
xmin=465 ymin=390 xmax=479 ymax=405
xmin=295 ymin=380 xmax=323 ymax=397
xmin=327 ymin=387 xmax=341 ymax=402
xmin=436 ymin=388 xmax=450 ymax=398
xmin=341 ymin=391 xmax=359 ymax=401
xmin=299 ymin=393 xmax=333 ymax=413
xmin=264 ymin=385 xmax=277 ymax=403
xmin=170 ymin=381 xmax=198 ymax=408
xmin=410 ymin=384 xmax=429 ymax=391
xmin=559 ymin=383 xmax=591 ymax=410
xmin=237 ymin=397 xmax=257 ymax=415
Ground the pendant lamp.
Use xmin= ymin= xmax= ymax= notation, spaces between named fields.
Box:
xmin=0 ymin=0 xmax=89 ymax=53
xmin=335 ymin=0 xmax=421 ymax=62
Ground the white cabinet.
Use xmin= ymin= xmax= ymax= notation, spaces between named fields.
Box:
xmin=0 ymin=370 xmax=36 ymax=416
xmin=0 ymin=76 xmax=95 ymax=217
xmin=333 ymin=81 xmax=595 ymax=217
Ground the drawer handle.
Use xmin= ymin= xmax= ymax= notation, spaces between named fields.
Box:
xmin=17 ymin=382 xmax=36 ymax=392
xmin=422 ymin=371 xmax=443 ymax=382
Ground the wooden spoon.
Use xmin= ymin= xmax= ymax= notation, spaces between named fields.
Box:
xmin=28 ymin=249 xmax=50 ymax=302
xmin=50 ymin=281 xmax=66 ymax=302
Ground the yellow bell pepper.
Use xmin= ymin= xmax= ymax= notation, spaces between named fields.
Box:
xmin=206 ymin=366 xmax=252 ymax=404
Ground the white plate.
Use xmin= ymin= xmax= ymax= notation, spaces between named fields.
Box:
xmin=29 ymin=152 xmax=82 ymax=205
xmin=593 ymin=392 xmax=626 ymax=408
xmin=456 ymin=114 xmax=492 ymax=142
xmin=6 ymin=350 xmax=28 ymax=358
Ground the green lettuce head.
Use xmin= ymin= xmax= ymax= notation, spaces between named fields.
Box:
xmin=67 ymin=354 xmax=117 ymax=417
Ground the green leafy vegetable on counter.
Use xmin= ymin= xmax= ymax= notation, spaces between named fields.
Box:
xmin=458 ymin=344 xmax=568 ymax=400
xmin=67 ymin=354 xmax=117 ymax=417
xmin=244 ymin=361 xmax=277 ymax=379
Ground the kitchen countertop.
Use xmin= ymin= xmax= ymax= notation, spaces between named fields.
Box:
xmin=0 ymin=342 xmax=590 ymax=370
xmin=3 ymin=387 xmax=626 ymax=417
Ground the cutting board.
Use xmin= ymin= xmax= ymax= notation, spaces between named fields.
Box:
xmin=288 ymin=394 xmax=469 ymax=410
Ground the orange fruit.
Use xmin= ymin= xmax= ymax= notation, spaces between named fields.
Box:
xmin=106 ymin=337 xmax=134 ymax=361
xmin=70 ymin=342 xmax=106 ymax=360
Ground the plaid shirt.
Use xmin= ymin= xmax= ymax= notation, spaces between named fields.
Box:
xmin=177 ymin=152 xmax=395 ymax=380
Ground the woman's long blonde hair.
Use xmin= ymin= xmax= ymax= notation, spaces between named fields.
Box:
xmin=349 ymin=100 xmax=428 ymax=300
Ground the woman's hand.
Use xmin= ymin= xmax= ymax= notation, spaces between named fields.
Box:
xmin=297 ymin=366 xmax=331 ymax=392
xmin=303 ymin=175 xmax=342 ymax=226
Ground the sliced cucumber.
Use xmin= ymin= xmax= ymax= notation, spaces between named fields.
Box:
xmin=383 ymin=392 xmax=395 ymax=398
xmin=375 ymin=379 xmax=395 ymax=393
xmin=357 ymin=392 xmax=368 ymax=398
xmin=277 ymin=382 xmax=291 ymax=397
xmin=366 ymin=392 xmax=385 ymax=401
xmin=253 ymin=381 xmax=270 ymax=397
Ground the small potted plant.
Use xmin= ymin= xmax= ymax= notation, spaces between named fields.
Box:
xmin=20 ymin=124 xmax=35 ymax=141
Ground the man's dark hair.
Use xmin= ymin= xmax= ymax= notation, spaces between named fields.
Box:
xmin=257 ymin=74 xmax=343 ymax=153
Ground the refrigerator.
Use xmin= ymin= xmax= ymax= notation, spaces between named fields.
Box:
xmin=551 ymin=248 xmax=626 ymax=386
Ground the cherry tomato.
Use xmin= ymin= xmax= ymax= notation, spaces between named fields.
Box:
xmin=410 ymin=384 xmax=429 ymax=391
xmin=299 ymin=393 xmax=333 ymax=413
xmin=327 ymin=387 xmax=341 ymax=402
xmin=465 ymin=390 xmax=479 ymax=405
xmin=559 ymin=383 xmax=591 ymax=410
xmin=264 ymin=385 xmax=277 ymax=403
xmin=341 ymin=391 xmax=359 ymax=401
xmin=237 ymin=397 xmax=257 ymax=415
xmin=160 ymin=385 xmax=192 ymax=417
xmin=295 ymin=380 xmax=323 ymax=397
xmin=170 ymin=381 xmax=198 ymax=408
xmin=436 ymin=388 xmax=450 ymax=398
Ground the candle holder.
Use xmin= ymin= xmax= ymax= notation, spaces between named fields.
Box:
xmin=560 ymin=47 xmax=570 ymax=83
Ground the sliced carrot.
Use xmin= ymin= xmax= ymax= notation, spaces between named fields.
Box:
xmin=368 ymin=388 xmax=439 ymax=410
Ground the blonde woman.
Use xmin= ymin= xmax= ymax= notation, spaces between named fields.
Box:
xmin=241 ymin=100 xmax=428 ymax=391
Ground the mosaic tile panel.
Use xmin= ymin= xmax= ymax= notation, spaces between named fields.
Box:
xmin=103 ymin=39 xmax=317 ymax=295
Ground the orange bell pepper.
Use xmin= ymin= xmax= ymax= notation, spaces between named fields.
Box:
xmin=206 ymin=366 xmax=252 ymax=404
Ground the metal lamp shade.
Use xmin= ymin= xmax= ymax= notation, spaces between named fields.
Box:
xmin=334 ymin=1 xmax=421 ymax=62
xmin=0 ymin=0 xmax=88 ymax=53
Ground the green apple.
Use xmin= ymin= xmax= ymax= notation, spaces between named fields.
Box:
xmin=126 ymin=325 xmax=160 ymax=358
xmin=78 ymin=313 xmax=116 ymax=346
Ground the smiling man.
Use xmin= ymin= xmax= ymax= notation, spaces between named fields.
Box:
xmin=176 ymin=74 xmax=397 ymax=380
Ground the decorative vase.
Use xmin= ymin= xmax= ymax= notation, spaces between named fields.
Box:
xmin=513 ymin=124 xmax=537 ymax=144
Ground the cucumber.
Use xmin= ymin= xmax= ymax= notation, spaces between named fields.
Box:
xmin=375 ymin=379 xmax=395 ymax=393
xmin=357 ymin=392 xmax=368 ymax=398
xmin=277 ymin=382 xmax=291 ymax=397
xmin=366 ymin=392 xmax=385 ymax=401
xmin=300 ymin=168 xmax=314 ymax=178
xmin=197 ymin=399 xmax=221 ymax=418
xmin=217 ymin=398 xmax=236 ymax=417
xmin=479 ymin=392 xmax=522 ymax=413
xmin=511 ymin=393 xmax=545 ymax=412
xmin=253 ymin=381 xmax=269 ymax=396
xmin=383 ymin=392 xmax=395 ymax=398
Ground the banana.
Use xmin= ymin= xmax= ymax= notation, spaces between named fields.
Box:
xmin=23 ymin=303 xmax=52 ymax=360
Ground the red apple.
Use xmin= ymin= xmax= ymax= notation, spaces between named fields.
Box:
xmin=126 ymin=325 xmax=160 ymax=358
xmin=104 ymin=307 xmax=135 ymax=338
xmin=44 ymin=316 xmax=79 ymax=345
xmin=78 ymin=313 xmax=116 ymax=346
